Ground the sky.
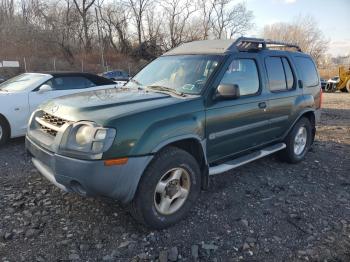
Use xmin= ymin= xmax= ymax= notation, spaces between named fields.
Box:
xmin=244 ymin=0 xmax=350 ymax=57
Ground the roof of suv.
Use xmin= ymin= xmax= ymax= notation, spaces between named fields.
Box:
xmin=164 ymin=37 xmax=303 ymax=56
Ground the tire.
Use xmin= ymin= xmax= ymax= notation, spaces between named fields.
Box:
xmin=324 ymin=83 xmax=333 ymax=92
xmin=129 ymin=146 xmax=201 ymax=229
xmin=0 ymin=117 xmax=10 ymax=146
xmin=279 ymin=117 xmax=313 ymax=164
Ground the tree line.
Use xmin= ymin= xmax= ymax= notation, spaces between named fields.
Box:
xmin=0 ymin=0 xmax=328 ymax=73
xmin=0 ymin=0 xmax=253 ymax=71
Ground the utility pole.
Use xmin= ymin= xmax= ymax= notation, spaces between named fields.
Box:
xmin=23 ymin=57 xmax=27 ymax=72
xmin=95 ymin=7 xmax=105 ymax=72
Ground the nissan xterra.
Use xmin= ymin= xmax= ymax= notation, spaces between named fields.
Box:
xmin=26 ymin=37 xmax=322 ymax=228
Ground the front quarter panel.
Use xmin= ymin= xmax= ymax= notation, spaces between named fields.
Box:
xmin=0 ymin=92 xmax=29 ymax=137
xmin=102 ymin=98 xmax=205 ymax=158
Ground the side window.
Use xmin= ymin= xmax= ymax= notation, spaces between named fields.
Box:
xmin=294 ymin=57 xmax=319 ymax=87
xmin=265 ymin=57 xmax=286 ymax=91
xmin=220 ymin=59 xmax=259 ymax=96
xmin=282 ymin=58 xmax=294 ymax=89
xmin=51 ymin=77 xmax=95 ymax=90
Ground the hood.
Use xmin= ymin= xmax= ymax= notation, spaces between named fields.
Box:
xmin=0 ymin=90 xmax=22 ymax=95
xmin=40 ymin=88 xmax=193 ymax=124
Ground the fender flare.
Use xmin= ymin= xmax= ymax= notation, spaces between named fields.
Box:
xmin=282 ymin=108 xmax=316 ymax=140
xmin=151 ymin=134 xmax=210 ymax=190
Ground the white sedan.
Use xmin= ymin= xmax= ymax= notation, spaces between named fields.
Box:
xmin=0 ymin=72 xmax=116 ymax=145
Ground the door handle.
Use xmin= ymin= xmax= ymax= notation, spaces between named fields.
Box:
xmin=258 ymin=102 xmax=267 ymax=109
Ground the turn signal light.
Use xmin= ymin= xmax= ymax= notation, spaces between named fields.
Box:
xmin=104 ymin=158 xmax=129 ymax=166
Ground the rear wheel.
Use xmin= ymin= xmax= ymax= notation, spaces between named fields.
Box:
xmin=279 ymin=117 xmax=312 ymax=163
xmin=0 ymin=117 xmax=10 ymax=146
xmin=129 ymin=146 xmax=201 ymax=229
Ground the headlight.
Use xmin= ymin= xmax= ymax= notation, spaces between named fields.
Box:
xmin=59 ymin=121 xmax=116 ymax=159
xmin=76 ymin=125 xmax=95 ymax=145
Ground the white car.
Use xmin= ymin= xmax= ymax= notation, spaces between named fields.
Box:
xmin=0 ymin=72 xmax=116 ymax=145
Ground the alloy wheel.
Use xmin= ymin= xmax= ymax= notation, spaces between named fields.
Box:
xmin=294 ymin=126 xmax=307 ymax=155
xmin=154 ymin=167 xmax=191 ymax=215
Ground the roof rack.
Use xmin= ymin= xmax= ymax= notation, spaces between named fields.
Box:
xmin=231 ymin=37 xmax=302 ymax=52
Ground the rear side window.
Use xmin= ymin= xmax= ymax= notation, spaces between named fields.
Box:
xmin=265 ymin=57 xmax=295 ymax=91
xmin=282 ymin=58 xmax=294 ymax=89
xmin=294 ymin=57 xmax=319 ymax=87
xmin=48 ymin=76 xmax=96 ymax=90
xmin=220 ymin=59 xmax=260 ymax=96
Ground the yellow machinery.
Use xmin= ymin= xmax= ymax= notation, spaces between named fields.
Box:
xmin=325 ymin=66 xmax=350 ymax=92
xmin=338 ymin=66 xmax=350 ymax=92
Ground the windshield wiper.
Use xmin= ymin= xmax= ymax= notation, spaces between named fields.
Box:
xmin=147 ymin=85 xmax=185 ymax=97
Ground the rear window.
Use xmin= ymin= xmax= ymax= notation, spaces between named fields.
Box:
xmin=47 ymin=76 xmax=96 ymax=90
xmin=294 ymin=57 xmax=319 ymax=87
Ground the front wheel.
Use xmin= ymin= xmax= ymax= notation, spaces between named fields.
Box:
xmin=279 ymin=117 xmax=313 ymax=163
xmin=129 ymin=146 xmax=201 ymax=229
xmin=0 ymin=118 xmax=10 ymax=146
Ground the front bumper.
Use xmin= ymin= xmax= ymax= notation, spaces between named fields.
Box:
xmin=26 ymin=136 xmax=152 ymax=203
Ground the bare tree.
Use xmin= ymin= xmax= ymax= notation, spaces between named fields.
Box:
xmin=197 ymin=0 xmax=216 ymax=39
xmin=211 ymin=0 xmax=253 ymax=39
xmin=263 ymin=15 xmax=329 ymax=65
xmin=98 ymin=2 xmax=130 ymax=53
xmin=126 ymin=0 xmax=152 ymax=45
xmin=0 ymin=0 xmax=14 ymax=21
xmin=73 ymin=0 xmax=96 ymax=52
xmin=161 ymin=0 xmax=197 ymax=49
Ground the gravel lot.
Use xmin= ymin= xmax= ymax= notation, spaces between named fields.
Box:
xmin=1 ymin=93 xmax=349 ymax=262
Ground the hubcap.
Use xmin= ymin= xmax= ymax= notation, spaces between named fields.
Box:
xmin=294 ymin=126 xmax=307 ymax=155
xmin=154 ymin=167 xmax=191 ymax=215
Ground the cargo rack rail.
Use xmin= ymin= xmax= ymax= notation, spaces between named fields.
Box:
xmin=231 ymin=37 xmax=302 ymax=52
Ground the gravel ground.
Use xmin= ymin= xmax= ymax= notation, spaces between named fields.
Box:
xmin=1 ymin=93 xmax=349 ymax=262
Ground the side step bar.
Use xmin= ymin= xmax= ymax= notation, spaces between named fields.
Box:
xmin=209 ymin=143 xmax=286 ymax=176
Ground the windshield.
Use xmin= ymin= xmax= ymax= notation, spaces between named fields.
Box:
xmin=126 ymin=55 xmax=222 ymax=94
xmin=0 ymin=73 xmax=49 ymax=92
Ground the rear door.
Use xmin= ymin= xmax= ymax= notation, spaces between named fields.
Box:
xmin=264 ymin=55 xmax=302 ymax=139
xmin=206 ymin=54 xmax=275 ymax=163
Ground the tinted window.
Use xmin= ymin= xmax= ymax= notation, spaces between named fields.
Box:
xmin=265 ymin=57 xmax=286 ymax=91
xmin=46 ymin=76 xmax=95 ymax=90
xmin=220 ymin=59 xmax=259 ymax=96
xmin=295 ymin=57 xmax=319 ymax=87
xmin=282 ymin=58 xmax=294 ymax=89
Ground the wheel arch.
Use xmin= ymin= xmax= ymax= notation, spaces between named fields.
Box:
xmin=284 ymin=109 xmax=316 ymax=142
xmin=151 ymin=136 xmax=209 ymax=190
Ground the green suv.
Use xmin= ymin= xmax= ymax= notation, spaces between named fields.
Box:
xmin=26 ymin=37 xmax=322 ymax=228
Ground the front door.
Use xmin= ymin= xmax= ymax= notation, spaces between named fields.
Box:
xmin=205 ymin=55 xmax=274 ymax=163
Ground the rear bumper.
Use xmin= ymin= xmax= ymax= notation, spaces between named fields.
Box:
xmin=26 ymin=136 xmax=152 ymax=203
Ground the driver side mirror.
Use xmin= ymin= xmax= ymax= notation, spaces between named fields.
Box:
xmin=38 ymin=84 xmax=52 ymax=94
xmin=216 ymin=84 xmax=240 ymax=99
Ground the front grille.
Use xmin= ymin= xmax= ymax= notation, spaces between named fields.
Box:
xmin=42 ymin=112 xmax=68 ymax=127
xmin=36 ymin=112 xmax=69 ymax=137
xmin=39 ymin=124 xmax=58 ymax=136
